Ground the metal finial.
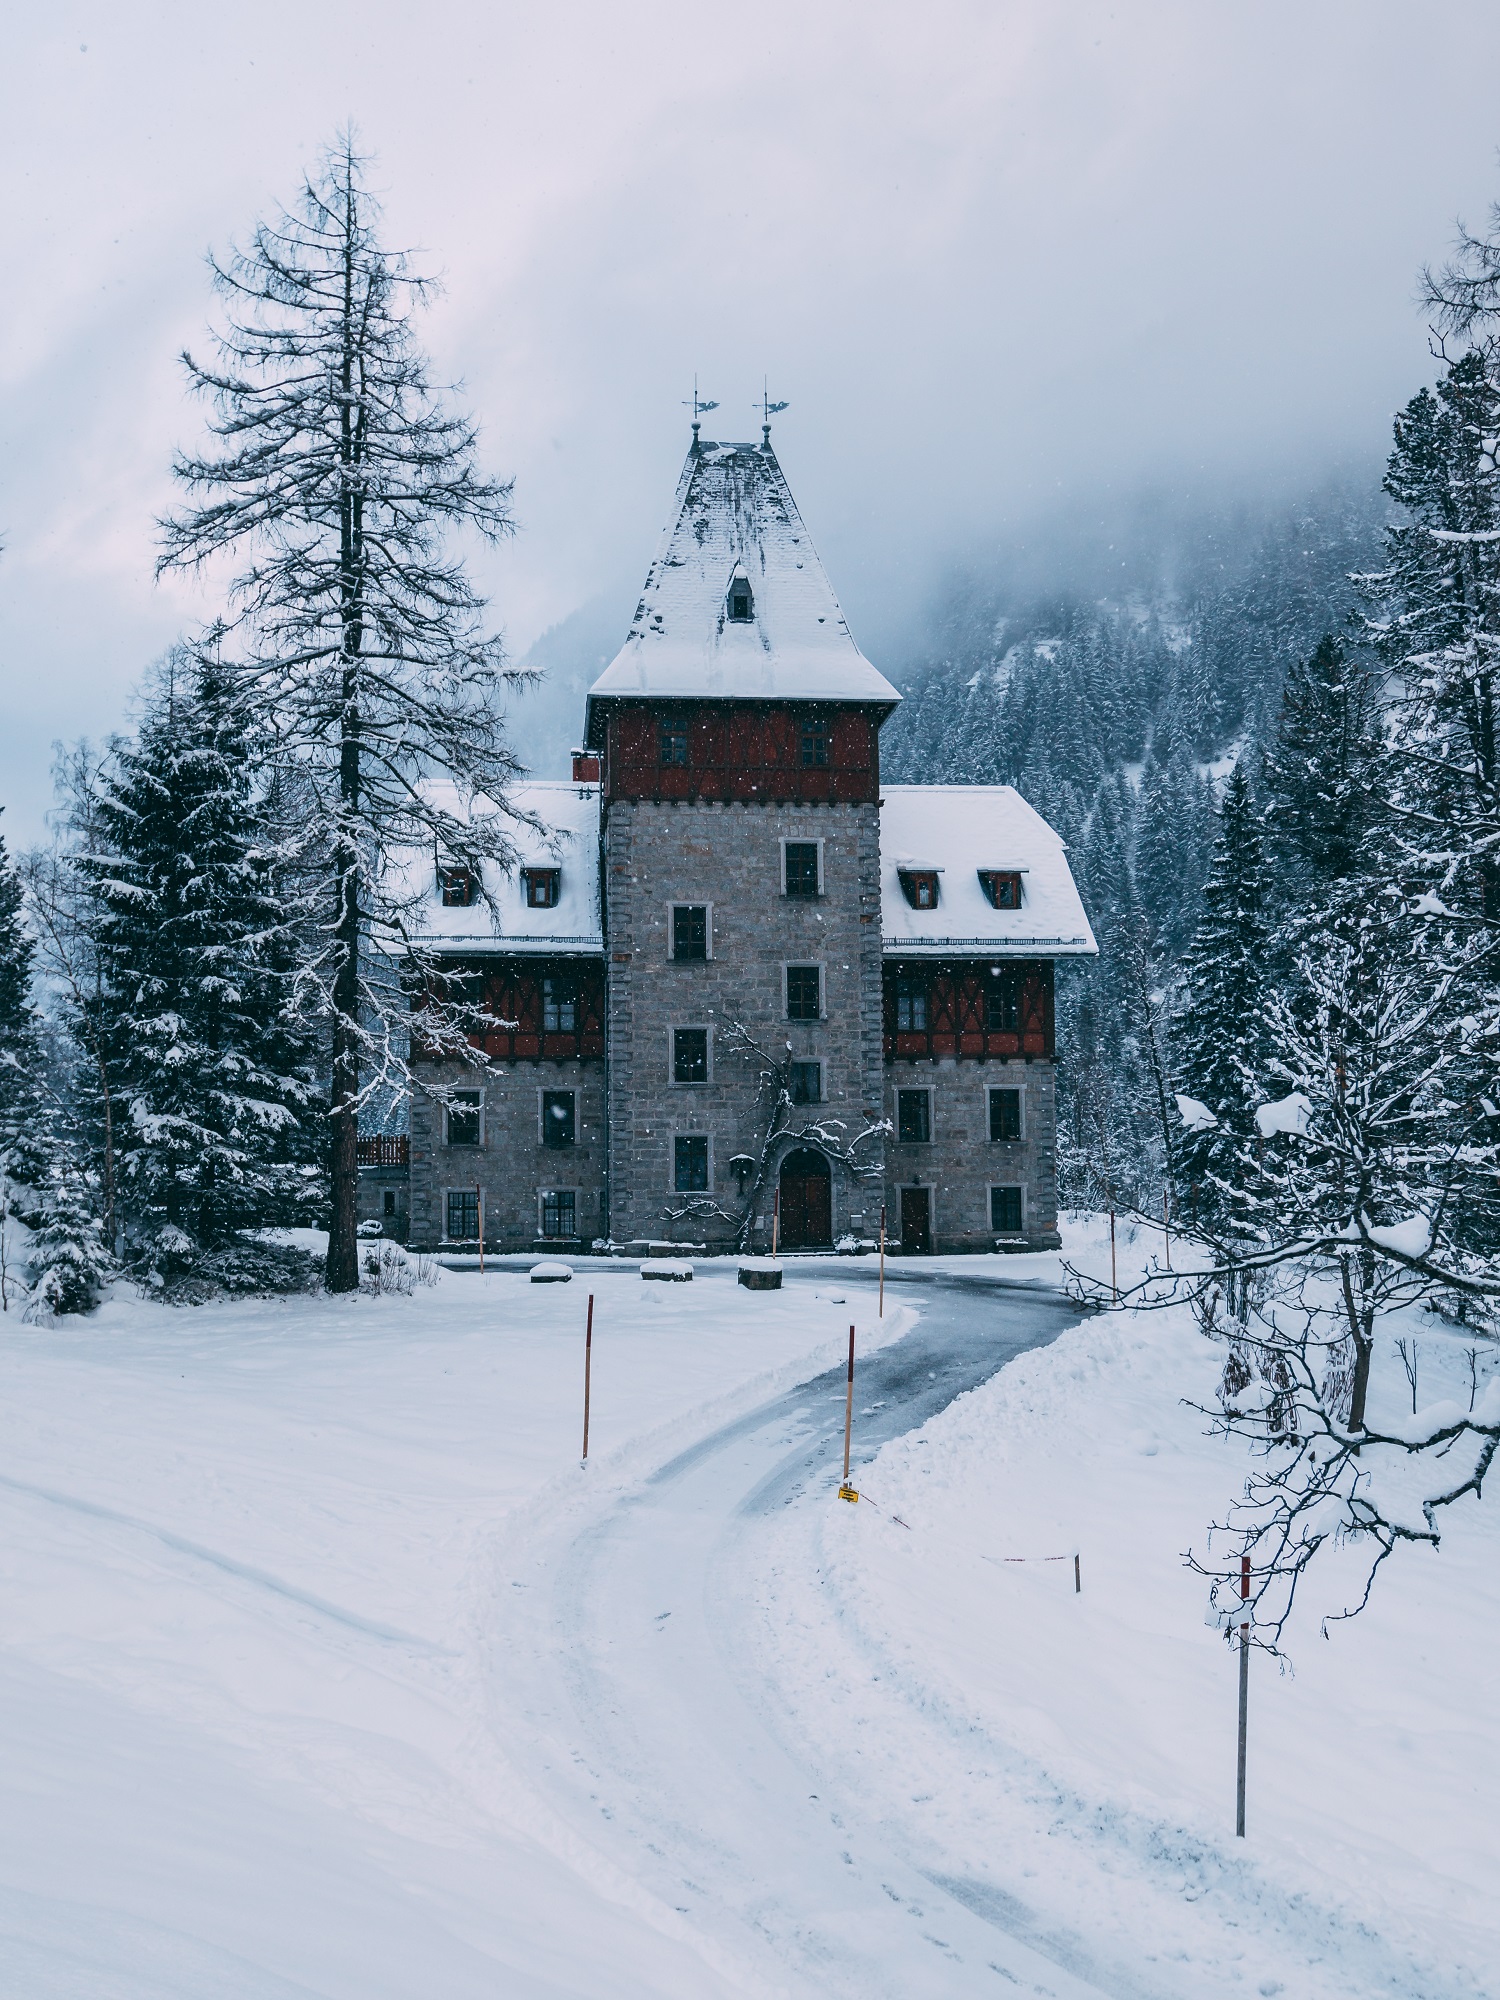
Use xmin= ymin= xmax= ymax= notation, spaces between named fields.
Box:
xmin=683 ymin=375 xmax=718 ymax=446
xmin=758 ymin=377 xmax=789 ymax=447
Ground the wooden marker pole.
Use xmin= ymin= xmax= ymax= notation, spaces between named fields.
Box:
xmin=1162 ymin=1188 xmax=1172 ymax=1271
xmin=771 ymin=1187 xmax=780 ymax=1260
xmin=839 ymin=1325 xmax=857 ymax=1496
xmin=476 ymin=1185 xmax=484 ymax=1275
xmin=581 ymin=1292 xmax=595 ymax=1466
xmin=1236 ymin=1553 xmax=1250 ymax=1837
xmin=1074 ymin=1552 xmax=1081 ymax=1595
xmin=878 ymin=1204 xmax=886 ymax=1317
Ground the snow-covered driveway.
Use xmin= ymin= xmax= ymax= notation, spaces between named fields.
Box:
xmin=486 ymin=1270 xmax=1098 ymax=1998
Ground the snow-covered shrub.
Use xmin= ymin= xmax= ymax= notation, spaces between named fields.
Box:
xmin=359 ymin=1242 xmax=437 ymax=1295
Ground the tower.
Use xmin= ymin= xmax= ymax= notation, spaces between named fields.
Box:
xmin=585 ymin=435 xmax=901 ymax=1250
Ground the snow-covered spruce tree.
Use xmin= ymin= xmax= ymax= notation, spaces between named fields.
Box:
xmin=1260 ymin=633 xmax=1381 ymax=909
xmin=76 ymin=654 xmax=323 ymax=1289
xmin=1172 ymin=765 xmax=1270 ymax=1237
xmin=158 ymin=134 xmax=526 ymax=1291
xmin=0 ymin=821 xmax=113 ymax=1316
xmin=1365 ymin=347 xmax=1500 ymax=924
xmin=0 ymin=817 xmax=45 ymax=1309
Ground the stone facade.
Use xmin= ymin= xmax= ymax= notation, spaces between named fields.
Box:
xmin=407 ymin=1055 xmax=606 ymax=1250
xmin=601 ymin=798 xmax=885 ymax=1250
xmin=885 ymin=1057 xmax=1060 ymax=1253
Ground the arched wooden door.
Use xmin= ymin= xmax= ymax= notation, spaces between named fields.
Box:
xmin=778 ymin=1147 xmax=832 ymax=1249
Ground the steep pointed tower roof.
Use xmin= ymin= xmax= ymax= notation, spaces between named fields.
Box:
xmin=587 ymin=438 xmax=901 ymax=727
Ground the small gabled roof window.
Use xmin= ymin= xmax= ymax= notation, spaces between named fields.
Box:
xmin=898 ymin=867 xmax=942 ymax=910
xmin=978 ymin=869 xmax=1025 ymax=910
xmin=726 ymin=568 xmax=754 ymax=623
xmin=440 ymin=865 xmax=479 ymax=908
xmin=521 ymin=865 xmax=561 ymax=909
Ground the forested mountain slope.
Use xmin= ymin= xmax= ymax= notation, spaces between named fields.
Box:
xmin=881 ymin=482 xmax=1389 ymax=1201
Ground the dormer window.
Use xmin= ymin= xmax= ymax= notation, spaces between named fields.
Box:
xmin=898 ymin=869 xmax=941 ymax=910
xmin=727 ymin=573 xmax=754 ymax=622
xmin=440 ymin=866 xmax=479 ymax=908
xmin=522 ymin=866 xmax=560 ymax=909
xmin=978 ymin=869 xmax=1024 ymax=910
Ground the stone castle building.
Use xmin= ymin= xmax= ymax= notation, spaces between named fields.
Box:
xmin=380 ymin=431 xmax=1095 ymax=1255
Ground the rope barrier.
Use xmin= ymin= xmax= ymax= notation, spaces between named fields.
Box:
xmin=840 ymin=1486 xmax=1080 ymax=1585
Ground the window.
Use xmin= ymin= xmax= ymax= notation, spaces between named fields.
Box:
xmin=522 ymin=867 xmax=560 ymax=908
xmin=542 ymin=976 xmax=577 ymax=1034
xmin=979 ymin=870 xmax=1023 ymax=910
xmin=727 ymin=577 xmax=753 ymax=621
xmin=985 ymin=973 xmax=1020 ymax=1034
xmin=383 ymin=1189 xmax=397 ymax=1216
xmin=440 ymin=867 xmax=478 ymax=907
xmin=784 ymin=841 xmax=820 ymax=898
xmin=789 ymin=1060 xmax=822 ymax=1106
xmin=659 ymin=717 xmax=689 ymax=766
xmin=991 ymin=1186 xmax=1024 ymax=1233
xmin=897 ymin=1089 xmax=931 ymax=1144
xmin=674 ymin=1135 xmax=709 ymax=1191
xmin=446 ymin=1092 xmax=482 ymax=1147
xmin=540 ymin=1190 xmax=577 ymax=1239
xmin=989 ymin=1087 xmax=1022 ymax=1141
xmin=672 ymin=904 xmax=708 ymax=961
xmin=898 ymin=869 xmax=940 ymax=910
xmin=446 ymin=1189 xmax=479 ymax=1240
xmin=542 ymin=1090 xmax=576 ymax=1147
xmin=786 ymin=964 xmax=821 ymax=1020
xmin=673 ymin=1027 xmax=708 ymax=1083
xmin=895 ymin=978 xmax=927 ymax=1033
xmin=800 ymin=719 xmax=828 ymax=768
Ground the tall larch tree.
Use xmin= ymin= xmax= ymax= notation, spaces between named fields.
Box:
xmin=158 ymin=134 xmax=528 ymax=1290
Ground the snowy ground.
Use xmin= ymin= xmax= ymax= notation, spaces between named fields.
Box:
xmin=0 ymin=1233 xmax=1491 ymax=1996
xmin=760 ymin=1220 xmax=1497 ymax=1998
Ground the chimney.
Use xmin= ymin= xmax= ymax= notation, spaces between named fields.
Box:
xmin=571 ymin=748 xmax=601 ymax=783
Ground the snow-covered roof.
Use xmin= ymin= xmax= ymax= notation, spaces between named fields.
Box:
xmin=587 ymin=440 xmax=901 ymax=716
xmin=880 ymin=786 xmax=1097 ymax=957
xmin=410 ymin=781 xmax=603 ymax=956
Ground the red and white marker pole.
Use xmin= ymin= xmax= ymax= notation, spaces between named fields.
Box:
xmin=581 ymin=1292 xmax=594 ymax=1467
xmin=1236 ymin=1553 xmax=1250 ymax=1837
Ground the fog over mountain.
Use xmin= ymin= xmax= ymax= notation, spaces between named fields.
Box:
xmin=3 ymin=3 xmax=1500 ymax=830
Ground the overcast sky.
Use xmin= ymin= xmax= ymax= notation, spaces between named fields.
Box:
xmin=2 ymin=1 xmax=1498 ymax=837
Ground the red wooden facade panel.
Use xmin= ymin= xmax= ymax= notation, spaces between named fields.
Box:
xmin=883 ymin=960 xmax=1054 ymax=1060
xmin=414 ymin=957 xmax=606 ymax=1061
xmin=600 ymin=700 xmax=881 ymax=804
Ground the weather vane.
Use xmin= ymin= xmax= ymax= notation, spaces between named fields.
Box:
xmin=758 ymin=378 xmax=789 ymax=446
xmin=683 ymin=376 xmax=719 ymax=443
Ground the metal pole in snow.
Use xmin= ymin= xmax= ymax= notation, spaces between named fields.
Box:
xmin=1074 ymin=1552 xmax=1081 ymax=1594
xmin=581 ymin=1292 xmax=594 ymax=1466
xmin=1236 ymin=1553 xmax=1250 ymax=1837
xmin=771 ymin=1186 xmax=780 ymax=1261
xmin=878 ymin=1204 xmax=886 ymax=1317
xmin=1109 ymin=1209 xmax=1118 ymax=1303
xmin=476 ymin=1185 xmax=484 ymax=1275
xmin=840 ymin=1325 xmax=856 ymax=1494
